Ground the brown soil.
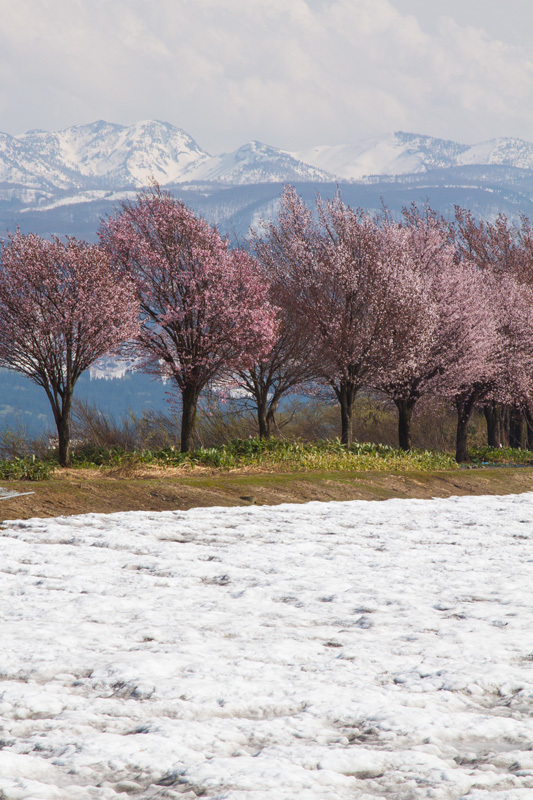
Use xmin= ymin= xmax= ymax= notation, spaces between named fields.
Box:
xmin=1 ymin=464 xmax=533 ymax=520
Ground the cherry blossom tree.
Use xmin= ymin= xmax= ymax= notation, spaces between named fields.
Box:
xmin=374 ymin=208 xmax=495 ymax=452
xmin=0 ymin=232 xmax=140 ymax=466
xmin=453 ymin=209 xmax=533 ymax=453
xmin=256 ymin=187 xmax=426 ymax=446
xmin=513 ymin=216 xmax=533 ymax=447
xmin=451 ymin=267 xmax=533 ymax=461
xmin=231 ymin=311 xmax=317 ymax=439
xmin=454 ymin=208 xmax=526 ymax=283
xmin=231 ymin=241 xmax=319 ymax=439
xmin=100 ymin=185 xmax=277 ymax=453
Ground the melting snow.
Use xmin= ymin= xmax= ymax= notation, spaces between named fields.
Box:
xmin=0 ymin=494 xmax=532 ymax=798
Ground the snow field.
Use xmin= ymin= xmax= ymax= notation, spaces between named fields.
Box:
xmin=0 ymin=494 xmax=532 ymax=799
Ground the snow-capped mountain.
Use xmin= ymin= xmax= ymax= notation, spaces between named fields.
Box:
xmin=0 ymin=120 xmax=331 ymax=207
xmin=0 ymin=120 xmax=210 ymax=202
xmin=185 ymin=140 xmax=332 ymax=185
xmin=17 ymin=119 xmax=210 ymax=188
xmin=4 ymin=122 xmax=533 ymax=206
xmin=4 ymin=121 xmax=533 ymax=246
xmin=291 ymin=131 xmax=533 ymax=181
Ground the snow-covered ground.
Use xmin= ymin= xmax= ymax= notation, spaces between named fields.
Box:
xmin=1 ymin=494 xmax=533 ymax=799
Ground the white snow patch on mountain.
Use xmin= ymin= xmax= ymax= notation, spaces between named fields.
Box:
xmin=184 ymin=140 xmax=333 ymax=184
xmin=15 ymin=119 xmax=210 ymax=188
xmin=293 ymin=131 xmax=533 ymax=181
xmin=457 ymin=137 xmax=533 ymax=169
xmin=291 ymin=137 xmax=427 ymax=180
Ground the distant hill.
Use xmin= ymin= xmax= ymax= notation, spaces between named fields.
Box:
xmin=1 ymin=120 xmax=533 ymax=245
xmin=4 ymin=121 xmax=533 ymax=197
xmin=0 ymin=366 xmax=170 ymax=437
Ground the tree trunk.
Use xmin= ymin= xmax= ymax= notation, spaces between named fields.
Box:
xmin=45 ymin=384 xmax=74 ymax=468
xmin=455 ymin=418 xmax=469 ymax=464
xmin=455 ymin=393 xmax=477 ymax=463
xmin=525 ymin=408 xmax=533 ymax=450
xmin=56 ymin=413 xmax=71 ymax=468
xmin=338 ymin=382 xmax=357 ymax=447
xmin=180 ymin=385 xmax=200 ymax=453
xmin=509 ymin=408 xmax=524 ymax=449
xmin=500 ymin=405 xmax=510 ymax=447
xmin=257 ymin=397 xmax=270 ymax=440
xmin=483 ymin=401 xmax=501 ymax=448
xmin=395 ymin=398 xmax=414 ymax=451
xmin=265 ymin=399 xmax=279 ymax=439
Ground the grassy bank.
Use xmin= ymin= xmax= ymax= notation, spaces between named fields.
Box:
xmin=1 ymin=463 xmax=533 ymax=521
xmin=0 ymin=439 xmax=532 ymax=521
xmin=0 ymin=438 xmax=460 ymax=481
xmin=4 ymin=438 xmax=533 ymax=484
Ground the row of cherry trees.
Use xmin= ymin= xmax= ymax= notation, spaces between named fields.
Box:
xmin=0 ymin=187 xmax=277 ymax=465
xmin=0 ymin=183 xmax=533 ymax=466
xmin=251 ymin=188 xmax=533 ymax=462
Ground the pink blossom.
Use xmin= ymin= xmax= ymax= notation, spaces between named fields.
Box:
xmin=100 ymin=185 xmax=277 ymax=452
xmin=0 ymin=232 xmax=140 ymax=465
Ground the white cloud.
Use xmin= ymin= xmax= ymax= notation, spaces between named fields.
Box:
xmin=0 ymin=0 xmax=532 ymax=149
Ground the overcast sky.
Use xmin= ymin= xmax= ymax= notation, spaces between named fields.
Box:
xmin=1 ymin=0 xmax=532 ymax=153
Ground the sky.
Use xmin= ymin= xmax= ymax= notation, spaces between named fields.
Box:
xmin=0 ymin=0 xmax=532 ymax=153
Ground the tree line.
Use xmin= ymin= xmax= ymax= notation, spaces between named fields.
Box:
xmin=0 ymin=183 xmax=532 ymax=467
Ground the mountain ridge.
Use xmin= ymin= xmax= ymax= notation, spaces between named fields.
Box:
xmin=3 ymin=121 xmax=533 ymax=246
xmin=291 ymin=131 xmax=533 ymax=181
xmin=4 ymin=121 xmax=533 ymax=209
xmin=0 ymin=120 xmax=333 ymax=205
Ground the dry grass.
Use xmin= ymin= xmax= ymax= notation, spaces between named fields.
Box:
xmin=1 ymin=464 xmax=533 ymax=522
